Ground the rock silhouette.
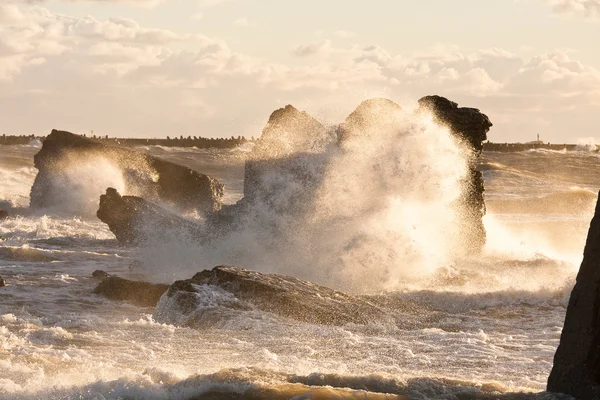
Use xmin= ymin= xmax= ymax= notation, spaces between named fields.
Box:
xmin=418 ymin=95 xmax=492 ymax=253
xmin=31 ymin=130 xmax=223 ymax=214
xmin=547 ymin=191 xmax=600 ymax=399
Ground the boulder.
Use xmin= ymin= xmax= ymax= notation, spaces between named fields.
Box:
xmin=0 ymin=209 xmax=8 ymax=220
xmin=31 ymin=130 xmax=223 ymax=214
xmin=93 ymin=274 xmax=169 ymax=307
xmin=547 ymin=191 xmax=600 ymax=398
xmin=418 ymin=95 xmax=492 ymax=254
xmin=155 ymin=266 xmax=395 ymax=327
xmin=97 ymin=188 xmax=204 ymax=246
xmin=0 ymin=276 xmax=5 ymax=287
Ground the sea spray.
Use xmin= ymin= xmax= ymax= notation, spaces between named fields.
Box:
xmin=137 ymin=105 xmax=474 ymax=292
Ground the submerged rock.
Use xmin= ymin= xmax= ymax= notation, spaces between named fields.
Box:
xmin=97 ymin=188 xmax=203 ymax=246
xmin=418 ymin=95 xmax=492 ymax=254
xmin=547 ymin=191 xmax=600 ymax=398
xmin=31 ymin=129 xmax=223 ymax=213
xmin=93 ymin=274 xmax=169 ymax=307
xmin=0 ymin=247 xmax=58 ymax=263
xmin=155 ymin=266 xmax=395 ymax=327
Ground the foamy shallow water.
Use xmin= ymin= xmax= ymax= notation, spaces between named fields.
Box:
xmin=0 ymin=144 xmax=594 ymax=399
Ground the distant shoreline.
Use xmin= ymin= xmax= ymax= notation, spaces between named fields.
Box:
xmin=0 ymin=134 xmax=587 ymax=152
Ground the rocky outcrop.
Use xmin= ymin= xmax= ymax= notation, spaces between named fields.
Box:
xmin=243 ymin=105 xmax=333 ymax=203
xmin=547 ymin=192 xmax=600 ymax=399
xmin=337 ymin=98 xmax=404 ymax=147
xmin=97 ymin=188 xmax=203 ymax=246
xmin=93 ymin=273 xmax=169 ymax=307
xmin=155 ymin=266 xmax=395 ymax=327
xmin=418 ymin=95 xmax=492 ymax=254
xmin=31 ymin=130 xmax=223 ymax=213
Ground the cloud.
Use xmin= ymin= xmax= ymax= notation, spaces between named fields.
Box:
xmin=1 ymin=2 xmax=599 ymax=142
xmin=233 ymin=17 xmax=250 ymax=27
xmin=545 ymin=0 xmax=600 ymax=18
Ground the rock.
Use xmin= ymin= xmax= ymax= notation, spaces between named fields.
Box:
xmin=337 ymin=98 xmax=404 ymax=147
xmin=97 ymin=188 xmax=204 ymax=246
xmin=0 ymin=276 xmax=5 ymax=287
xmin=31 ymin=129 xmax=223 ymax=214
xmin=93 ymin=275 xmax=170 ymax=307
xmin=0 ymin=247 xmax=58 ymax=263
xmin=92 ymin=270 xmax=111 ymax=279
xmin=418 ymin=95 xmax=492 ymax=254
xmin=547 ymin=191 xmax=600 ymax=399
xmin=244 ymin=105 xmax=333 ymax=202
xmin=0 ymin=209 xmax=8 ymax=220
xmin=155 ymin=266 xmax=395 ymax=327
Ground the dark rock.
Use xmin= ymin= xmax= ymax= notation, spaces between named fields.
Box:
xmin=156 ymin=266 xmax=395 ymax=327
xmin=0 ymin=209 xmax=8 ymax=220
xmin=31 ymin=129 xmax=223 ymax=214
xmin=0 ymin=276 xmax=5 ymax=287
xmin=0 ymin=247 xmax=58 ymax=263
xmin=547 ymin=191 xmax=600 ymax=399
xmin=97 ymin=188 xmax=204 ymax=246
xmin=93 ymin=275 xmax=169 ymax=307
xmin=92 ymin=270 xmax=111 ymax=279
xmin=418 ymin=95 xmax=492 ymax=254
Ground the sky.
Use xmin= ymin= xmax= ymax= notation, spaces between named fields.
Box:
xmin=0 ymin=0 xmax=599 ymax=142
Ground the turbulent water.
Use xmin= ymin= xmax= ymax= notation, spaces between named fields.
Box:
xmin=0 ymin=141 xmax=598 ymax=399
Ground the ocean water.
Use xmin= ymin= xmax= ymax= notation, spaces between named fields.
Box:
xmin=0 ymin=141 xmax=597 ymax=399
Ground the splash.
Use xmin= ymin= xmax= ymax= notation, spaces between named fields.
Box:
xmin=139 ymin=105 xmax=473 ymax=292
xmin=575 ymin=137 xmax=598 ymax=152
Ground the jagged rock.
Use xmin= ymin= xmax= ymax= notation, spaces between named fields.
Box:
xmin=31 ymin=130 xmax=223 ymax=213
xmin=155 ymin=266 xmax=395 ymax=327
xmin=547 ymin=191 xmax=600 ymax=399
xmin=0 ymin=209 xmax=8 ymax=220
xmin=93 ymin=274 xmax=169 ymax=307
xmin=0 ymin=276 xmax=5 ymax=287
xmin=418 ymin=95 xmax=492 ymax=254
xmin=97 ymin=188 xmax=203 ymax=246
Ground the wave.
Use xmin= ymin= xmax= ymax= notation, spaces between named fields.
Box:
xmin=0 ymin=367 xmax=569 ymax=400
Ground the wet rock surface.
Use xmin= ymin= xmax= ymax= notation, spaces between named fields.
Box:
xmin=547 ymin=191 xmax=600 ymax=399
xmin=418 ymin=95 xmax=492 ymax=254
xmin=97 ymin=188 xmax=203 ymax=246
xmin=93 ymin=272 xmax=169 ymax=307
xmin=31 ymin=129 xmax=223 ymax=213
xmin=156 ymin=266 xmax=396 ymax=327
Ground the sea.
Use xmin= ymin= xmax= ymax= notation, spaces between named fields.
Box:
xmin=0 ymin=138 xmax=597 ymax=400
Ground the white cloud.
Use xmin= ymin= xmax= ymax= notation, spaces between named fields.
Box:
xmin=1 ymin=2 xmax=600 ymax=142
xmin=545 ymin=0 xmax=600 ymax=18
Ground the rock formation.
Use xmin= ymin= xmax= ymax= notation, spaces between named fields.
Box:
xmin=337 ymin=98 xmax=404 ymax=147
xmin=418 ymin=95 xmax=492 ymax=254
xmin=547 ymin=191 xmax=600 ymax=399
xmin=0 ymin=209 xmax=8 ymax=220
xmin=243 ymin=105 xmax=333 ymax=203
xmin=31 ymin=130 xmax=223 ymax=214
xmin=93 ymin=273 xmax=169 ymax=307
xmin=97 ymin=188 xmax=204 ymax=246
xmin=154 ymin=266 xmax=395 ymax=327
